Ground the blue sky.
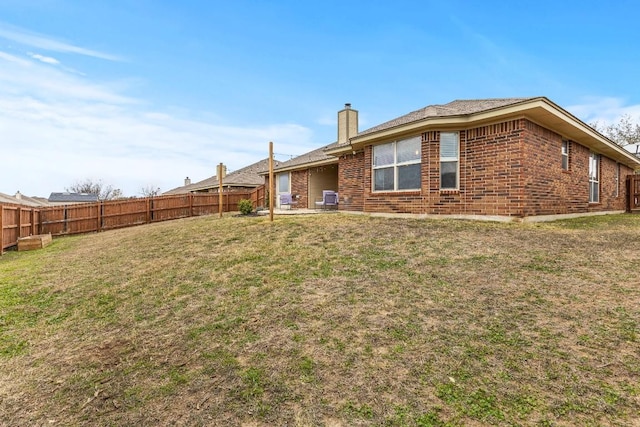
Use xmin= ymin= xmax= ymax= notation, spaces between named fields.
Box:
xmin=2 ymin=0 xmax=640 ymax=197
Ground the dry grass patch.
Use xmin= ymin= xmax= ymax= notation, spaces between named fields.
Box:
xmin=1 ymin=213 xmax=639 ymax=426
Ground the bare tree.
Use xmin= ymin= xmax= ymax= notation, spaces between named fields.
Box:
xmin=66 ymin=179 xmax=123 ymax=200
xmin=140 ymin=185 xmax=161 ymax=197
xmin=591 ymin=114 xmax=640 ymax=146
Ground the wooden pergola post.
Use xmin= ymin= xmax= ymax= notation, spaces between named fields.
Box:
xmin=218 ymin=163 xmax=224 ymax=218
xmin=269 ymin=142 xmax=274 ymax=222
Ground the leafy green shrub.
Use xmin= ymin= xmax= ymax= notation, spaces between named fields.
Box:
xmin=238 ymin=199 xmax=253 ymax=215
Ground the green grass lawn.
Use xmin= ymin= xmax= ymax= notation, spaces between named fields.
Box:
xmin=1 ymin=213 xmax=639 ymax=426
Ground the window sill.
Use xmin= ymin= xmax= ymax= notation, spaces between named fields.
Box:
xmin=439 ymin=189 xmax=460 ymax=195
xmin=371 ymin=190 xmax=421 ymax=195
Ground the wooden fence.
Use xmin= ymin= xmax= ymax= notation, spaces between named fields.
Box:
xmin=1 ymin=186 xmax=267 ymax=255
xmin=627 ymin=175 xmax=640 ymax=212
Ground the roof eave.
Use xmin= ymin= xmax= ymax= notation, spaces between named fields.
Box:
xmin=349 ymin=97 xmax=640 ymax=169
xmin=258 ymin=157 xmax=339 ymax=175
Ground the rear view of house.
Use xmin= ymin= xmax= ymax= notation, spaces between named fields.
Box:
xmin=321 ymin=97 xmax=639 ymax=219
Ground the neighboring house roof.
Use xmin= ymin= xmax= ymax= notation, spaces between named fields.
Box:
xmin=0 ymin=192 xmax=51 ymax=207
xmin=48 ymin=192 xmax=99 ymax=203
xmin=267 ymin=142 xmax=339 ymax=174
xmin=164 ymin=158 xmax=270 ymax=195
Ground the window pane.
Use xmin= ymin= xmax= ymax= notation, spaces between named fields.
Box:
xmin=278 ymin=173 xmax=289 ymax=192
xmin=397 ymin=137 xmax=421 ymax=163
xmin=562 ymin=155 xmax=568 ymax=170
xmin=398 ymin=163 xmax=421 ymax=190
xmin=440 ymin=132 xmax=459 ymax=159
xmin=589 ymin=153 xmax=599 ymax=179
xmin=440 ymin=161 xmax=458 ymax=189
xmin=590 ymin=182 xmax=599 ymax=203
xmin=373 ymin=143 xmax=394 ymax=166
xmin=374 ymin=167 xmax=394 ymax=191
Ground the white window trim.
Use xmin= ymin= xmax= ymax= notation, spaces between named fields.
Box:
xmin=561 ymin=140 xmax=569 ymax=171
xmin=589 ymin=152 xmax=600 ymax=203
xmin=276 ymin=172 xmax=290 ymax=194
xmin=615 ymin=163 xmax=620 ymax=198
xmin=440 ymin=132 xmax=460 ymax=191
xmin=372 ymin=137 xmax=421 ymax=192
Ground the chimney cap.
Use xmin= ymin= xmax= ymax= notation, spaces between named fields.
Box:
xmin=344 ymin=103 xmax=351 ymax=109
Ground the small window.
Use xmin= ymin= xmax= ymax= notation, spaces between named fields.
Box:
xmin=372 ymin=137 xmax=421 ymax=191
xmin=589 ymin=152 xmax=599 ymax=203
xmin=440 ymin=132 xmax=459 ymax=190
xmin=616 ymin=163 xmax=620 ymax=198
xmin=277 ymin=172 xmax=290 ymax=194
xmin=561 ymin=140 xmax=569 ymax=170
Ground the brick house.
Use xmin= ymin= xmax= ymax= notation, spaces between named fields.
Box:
xmin=268 ymin=104 xmax=356 ymax=208
xmin=273 ymin=97 xmax=640 ymax=219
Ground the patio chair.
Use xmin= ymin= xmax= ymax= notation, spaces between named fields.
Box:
xmin=279 ymin=193 xmax=297 ymax=210
xmin=315 ymin=191 xmax=338 ymax=210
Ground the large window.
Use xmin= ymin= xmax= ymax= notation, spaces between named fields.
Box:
xmin=561 ymin=140 xmax=569 ymax=170
xmin=372 ymin=136 xmax=421 ymax=191
xmin=589 ymin=152 xmax=599 ymax=203
xmin=440 ymin=132 xmax=459 ymax=190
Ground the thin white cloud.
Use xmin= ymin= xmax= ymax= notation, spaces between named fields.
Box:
xmin=28 ymin=52 xmax=60 ymax=65
xmin=0 ymin=22 xmax=121 ymax=61
xmin=0 ymin=46 xmax=317 ymax=197
xmin=568 ymin=97 xmax=640 ymax=125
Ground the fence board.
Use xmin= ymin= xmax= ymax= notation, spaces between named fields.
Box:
xmin=628 ymin=175 xmax=640 ymax=212
xmin=1 ymin=188 xmax=265 ymax=254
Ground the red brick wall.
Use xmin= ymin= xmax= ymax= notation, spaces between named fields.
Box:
xmin=338 ymin=152 xmax=365 ymax=211
xmin=336 ymin=118 xmax=632 ymax=218
xmin=290 ymin=170 xmax=308 ymax=208
xmin=521 ymin=120 xmax=630 ymax=215
xmin=433 ymin=122 xmax=525 ymax=216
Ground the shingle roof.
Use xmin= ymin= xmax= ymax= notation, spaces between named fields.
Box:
xmin=355 ymin=98 xmax=536 ymax=138
xmin=163 ymin=158 xmax=269 ymax=195
xmin=48 ymin=192 xmax=99 ymax=203
xmin=0 ymin=192 xmax=51 ymax=207
xmin=270 ymin=142 xmax=339 ymax=173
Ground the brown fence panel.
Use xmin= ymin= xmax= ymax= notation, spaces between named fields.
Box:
xmin=151 ymin=194 xmax=192 ymax=221
xmin=226 ymin=192 xmax=250 ymax=212
xmin=101 ymin=199 xmax=148 ymax=230
xmin=2 ymin=190 xmax=259 ymax=255
xmin=627 ymin=175 xmax=640 ymax=212
xmin=1 ymin=204 xmax=43 ymax=253
xmin=40 ymin=206 xmax=67 ymax=235
xmin=19 ymin=207 xmax=32 ymax=237
xmin=64 ymin=203 xmax=100 ymax=235
xmin=1 ymin=205 xmax=19 ymax=252
xmin=251 ymin=185 xmax=266 ymax=209
xmin=191 ymin=193 xmax=218 ymax=216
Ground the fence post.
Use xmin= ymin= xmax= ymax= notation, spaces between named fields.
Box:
xmin=146 ymin=198 xmax=151 ymax=224
xmin=17 ymin=206 xmax=22 ymax=240
xmin=189 ymin=193 xmax=194 ymax=217
xmin=30 ymin=208 xmax=35 ymax=236
xmin=36 ymin=209 xmax=41 ymax=235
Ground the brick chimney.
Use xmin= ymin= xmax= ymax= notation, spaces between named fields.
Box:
xmin=337 ymin=103 xmax=358 ymax=145
xmin=184 ymin=177 xmax=191 ymax=186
